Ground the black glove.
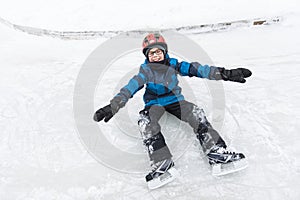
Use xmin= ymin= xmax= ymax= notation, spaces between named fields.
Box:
xmin=93 ymin=105 xmax=114 ymax=122
xmin=221 ymin=68 xmax=252 ymax=83
xmin=213 ymin=67 xmax=252 ymax=83
xmin=93 ymin=96 xmax=126 ymax=122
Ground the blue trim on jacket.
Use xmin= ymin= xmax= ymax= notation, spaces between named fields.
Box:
xmin=114 ymin=54 xmax=217 ymax=107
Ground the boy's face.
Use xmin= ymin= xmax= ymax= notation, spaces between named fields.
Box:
xmin=148 ymin=48 xmax=164 ymax=62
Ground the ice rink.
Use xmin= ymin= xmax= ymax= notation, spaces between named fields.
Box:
xmin=0 ymin=0 xmax=299 ymax=199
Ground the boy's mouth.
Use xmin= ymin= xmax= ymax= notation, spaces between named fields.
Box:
xmin=152 ymin=57 xmax=161 ymax=61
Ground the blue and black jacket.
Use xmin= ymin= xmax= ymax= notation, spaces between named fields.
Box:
xmin=115 ymin=54 xmax=221 ymax=107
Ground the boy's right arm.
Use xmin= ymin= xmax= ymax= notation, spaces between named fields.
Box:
xmin=93 ymin=95 xmax=125 ymax=122
xmin=93 ymin=67 xmax=147 ymax=123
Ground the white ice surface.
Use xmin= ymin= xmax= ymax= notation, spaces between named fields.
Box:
xmin=0 ymin=0 xmax=300 ymax=199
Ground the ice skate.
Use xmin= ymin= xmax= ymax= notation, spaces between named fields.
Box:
xmin=145 ymin=158 xmax=179 ymax=190
xmin=207 ymin=145 xmax=248 ymax=176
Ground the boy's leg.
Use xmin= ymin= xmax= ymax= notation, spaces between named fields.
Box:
xmin=166 ymin=101 xmax=247 ymax=176
xmin=138 ymin=105 xmax=172 ymax=163
xmin=139 ymin=105 xmax=179 ymax=188
xmin=165 ymin=100 xmax=226 ymax=153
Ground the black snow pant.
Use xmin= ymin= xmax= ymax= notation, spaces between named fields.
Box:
xmin=138 ymin=100 xmax=226 ymax=164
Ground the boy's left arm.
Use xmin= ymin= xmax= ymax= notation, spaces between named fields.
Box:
xmin=179 ymin=61 xmax=252 ymax=83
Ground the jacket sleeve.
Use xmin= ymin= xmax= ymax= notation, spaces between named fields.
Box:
xmin=175 ymin=61 xmax=222 ymax=80
xmin=113 ymin=67 xmax=147 ymax=106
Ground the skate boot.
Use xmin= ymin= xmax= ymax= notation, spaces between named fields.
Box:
xmin=207 ymin=145 xmax=248 ymax=176
xmin=145 ymin=158 xmax=179 ymax=190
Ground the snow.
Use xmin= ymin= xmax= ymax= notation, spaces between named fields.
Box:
xmin=0 ymin=0 xmax=298 ymax=31
xmin=0 ymin=0 xmax=300 ymax=199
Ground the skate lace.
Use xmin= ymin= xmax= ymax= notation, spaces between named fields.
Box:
xmin=150 ymin=161 xmax=162 ymax=172
xmin=150 ymin=159 xmax=172 ymax=172
xmin=216 ymin=147 xmax=236 ymax=155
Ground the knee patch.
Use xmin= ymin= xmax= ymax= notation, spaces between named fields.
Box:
xmin=190 ymin=106 xmax=211 ymax=133
xmin=138 ymin=112 xmax=151 ymax=135
xmin=138 ymin=110 xmax=161 ymax=138
xmin=192 ymin=106 xmax=208 ymax=124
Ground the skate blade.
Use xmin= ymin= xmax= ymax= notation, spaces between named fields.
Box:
xmin=147 ymin=167 xmax=180 ymax=190
xmin=212 ymin=158 xmax=248 ymax=176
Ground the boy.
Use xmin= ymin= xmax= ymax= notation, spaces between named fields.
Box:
xmin=93 ymin=32 xmax=252 ymax=189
